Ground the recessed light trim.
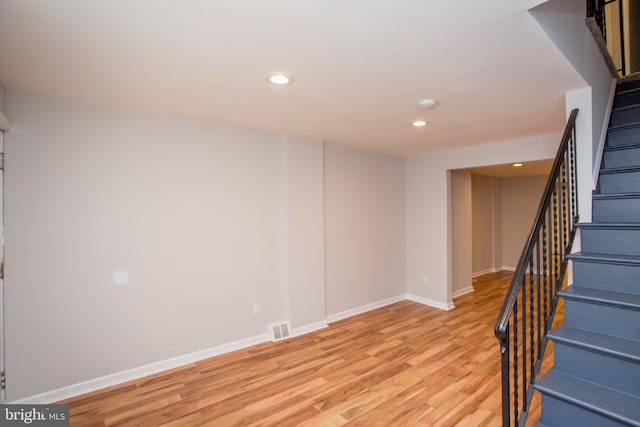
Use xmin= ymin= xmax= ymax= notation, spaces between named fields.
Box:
xmin=412 ymin=120 xmax=428 ymax=127
xmin=513 ymin=163 xmax=523 ymax=167
xmin=266 ymin=72 xmax=295 ymax=86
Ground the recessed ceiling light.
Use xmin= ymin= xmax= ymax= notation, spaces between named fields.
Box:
xmin=513 ymin=163 xmax=523 ymax=167
xmin=266 ymin=73 xmax=294 ymax=86
xmin=412 ymin=120 xmax=428 ymax=127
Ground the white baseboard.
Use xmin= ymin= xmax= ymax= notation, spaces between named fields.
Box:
xmin=452 ymin=286 xmax=474 ymax=298
xmin=9 ymin=333 xmax=270 ymax=404
xmin=406 ymin=293 xmax=455 ymax=311
xmin=326 ymin=295 xmax=405 ymax=323
xmin=291 ymin=321 xmax=328 ymax=338
xmin=10 ymin=292 xmax=456 ymax=404
xmin=501 ymin=266 xmax=516 ymax=272
xmin=472 ymin=268 xmax=497 ymax=278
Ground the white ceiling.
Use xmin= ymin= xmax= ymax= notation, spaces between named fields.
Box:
xmin=469 ymin=159 xmax=553 ymax=177
xmin=0 ymin=0 xmax=585 ymax=157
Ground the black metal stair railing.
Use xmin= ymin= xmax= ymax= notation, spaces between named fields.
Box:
xmin=494 ymin=109 xmax=579 ymax=427
xmin=587 ymin=0 xmax=626 ymax=75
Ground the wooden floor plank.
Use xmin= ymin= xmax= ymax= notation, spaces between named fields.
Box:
xmin=60 ymin=271 xmax=558 ymax=426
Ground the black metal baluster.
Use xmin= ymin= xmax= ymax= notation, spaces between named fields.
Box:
xmin=570 ymin=132 xmax=578 ymax=224
xmin=537 ymin=237 xmax=542 ymax=358
xmin=618 ymin=0 xmax=626 ymax=75
xmin=522 ymin=283 xmax=527 ymax=413
xmin=560 ymin=160 xmax=566 ymax=260
xmin=553 ymin=184 xmax=559 ymax=294
xmin=529 ymin=257 xmax=535 ymax=387
xmin=513 ymin=302 xmax=519 ymax=427
xmin=501 ymin=322 xmax=511 ymax=427
xmin=543 ymin=217 xmax=549 ymax=329
xmin=563 ymin=155 xmax=569 ymax=254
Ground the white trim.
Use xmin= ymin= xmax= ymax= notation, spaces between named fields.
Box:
xmin=9 ymin=333 xmax=270 ymax=404
xmin=9 ymin=291 xmax=458 ymax=403
xmin=592 ymin=79 xmax=618 ymax=189
xmin=491 ymin=177 xmax=497 ymax=269
xmin=452 ymin=286 xmax=474 ymax=298
xmin=0 ymin=132 xmax=4 ymax=404
xmin=282 ymin=138 xmax=291 ymax=325
xmin=472 ymin=268 xmax=497 ymax=278
xmin=0 ymin=112 xmax=10 ymax=132
xmin=501 ymin=266 xmax=516 ymax=272
xmin=291 ymin=321 xmax=328 ymax=337
xmin=326 ymin=295 xmax=405 ymax=323
xmin=406 ymin=293 xmax=455 ymax=311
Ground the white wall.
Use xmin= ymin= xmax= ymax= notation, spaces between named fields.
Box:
xmin=531 ymin=0 xmax=616 ymax=162
xmin=4 ymin=91 xmax=316 ymax=401
xmin=500 ymin=175 xmax=548 ymax=268
xmin=0 ymin=80 xmax=6 ymax=115
xmin=530 ymin=0 xmax=617 ymax=220
xmin=283 ymin=137 xmax=326 ymax=333
xmin=4 ymin=91 xmax=412 ymax=402
xmin=470 ymin=174 xmax=547 ymax=274
xmin=0 ymin=80 xmax=9 ymax=131
xmin=494 ymin=179 xmax=503 ymax=271
xmin=451 ymin=170 xmax=472 ymax=296
xmin=324 ymin=144 xmax=406 ymax=319
xmin=406 ymin=133 xmax=560 ymax=308
xmin=471 ymin=174 xmax=499 ymax=276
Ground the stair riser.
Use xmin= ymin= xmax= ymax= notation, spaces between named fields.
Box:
xmin=534 ymin=83 xmax=640 ymax=427
xmin=563 ymin=301 xmax=640 ymax=341
xmin=540 ymin=394 xmax=629 ymax=427
xmin=572 ymin=261 xmax=640 ymax=294
xmin=599 ymin=170 xmax=640 ymax=193
xmin=580 ymin=228 xmax=640 ymax=256
xmin=610 ymin=107 xmax=640 ymax=127
xmin=607 ymin=126 xmax=640 ymax=147
xmin=613 ymin=90 xmax=640 ymax=108
xmin=618 ymin=79 xmax=640 ymax=92
xmin=603 ymin=146 xmax=640 ymax=169
xmin=593 ymin=197 xmax=640 ymax=222
xmin=554 ymin=344 xmax=639 ymax=396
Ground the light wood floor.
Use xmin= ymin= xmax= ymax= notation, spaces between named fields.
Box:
xmin=61 ymin=271 xmax=561 ymax=426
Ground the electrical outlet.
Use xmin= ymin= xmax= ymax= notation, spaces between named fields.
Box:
xmin=253 ymin=302 xmax=261 ymax=315
xmin=422 ymin=275 xmax=428 ymax=285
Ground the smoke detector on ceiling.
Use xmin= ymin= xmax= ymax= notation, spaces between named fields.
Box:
xmin=420 ymin=99 xmax=437 ymax=110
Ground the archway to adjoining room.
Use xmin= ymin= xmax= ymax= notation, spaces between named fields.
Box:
xmin=449 ymin=159 xmax=553 ymax=302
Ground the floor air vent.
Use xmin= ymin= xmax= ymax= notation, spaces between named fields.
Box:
xmin=270 ymin=322 xmax=291 ymax=341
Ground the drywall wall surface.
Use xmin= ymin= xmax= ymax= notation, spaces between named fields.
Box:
xmin=284 ymin=136 xmax=326 ymax=331
xmin=406 ymin=133 xmax=559 ymax=308
xmin=501 ymin=175 xmax=548 ymax=268
xmin=494 ymin=178 xmax=504 ymax=269
xmin=567 ymin=86 xmax=594 ymax=222
xmin=0 ymin=79 xmax=9 ymax=131
xmin=324 ymin=144 xmax=406 ymax=317
xmin=0 ymin=80 xmax=6 ymax=115
xmin=451 ymin=170 xmax=472 ymax=295
xmin=472 ymin=174 xmax=498 ymax=275
xmin=530 ymin=0 xmax=617 ymax=172
xmin=4 ymin=91 xmax=288 ymax=401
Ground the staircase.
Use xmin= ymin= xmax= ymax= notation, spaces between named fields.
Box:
xmin=532 ymin=78 xmax=640 ymax=426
